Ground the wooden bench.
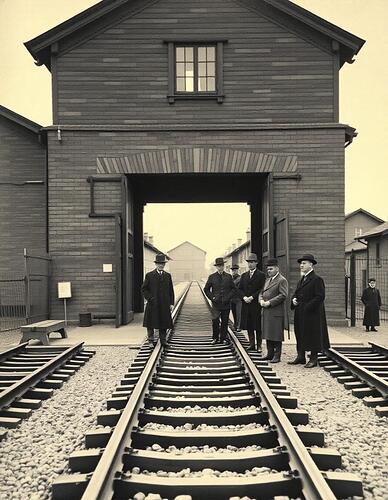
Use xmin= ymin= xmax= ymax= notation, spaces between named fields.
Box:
xmin=20 ymin=320 xmax=67 ymax=345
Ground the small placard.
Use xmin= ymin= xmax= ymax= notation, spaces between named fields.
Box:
xmin=58 ymin=281 xmax=72 ymax=299
xmin=103 ymin=263 xmax=113 ymax=273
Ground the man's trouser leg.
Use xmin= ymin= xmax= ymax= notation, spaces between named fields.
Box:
xmin=247 ymin=328 xmax=255 ymax=350
xmin=212 ymin=315 xmax=220 ymax=341
xmin=147 ymin=328 xmax=155 ymax=343
xmin=255 ymin=329 xmax=262 ymax=352
xmin=220 ymin=309 xmax=230 ymax=342
xmin=262 ymin=340 xmax=275 ymax=360
xmin=159 ymin=329 xmax=167 ymax=346
xmin=235 ymin=300 xmax=242 ymax=330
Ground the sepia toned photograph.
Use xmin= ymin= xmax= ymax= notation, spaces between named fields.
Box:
xmin=0 ymin=1 xmax=387 ymax=499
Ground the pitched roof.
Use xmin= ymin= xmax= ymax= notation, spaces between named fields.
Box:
xmin=25 ymin=0 xmax=365 ymax=70
xmin=144 ymin=239 xmax=170 ymax=259
xmin=168 ymin=241 xmax=207 ymax=255
xmin=0 ymin=105 xmax=42 ymax=134
xmin=224 ymin=240 xmax=250 ymax=258
xmin=345 ymin=208 xmax=384 ymax=223
xmin=356 ymin=222 xmax=388 ymax=240
xmin=345 ymin=240 xmax=367 ymax=254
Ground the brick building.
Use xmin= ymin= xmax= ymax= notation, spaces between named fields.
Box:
xmin=168 ymin=242 xmax=206 ymax=282
xmin=0 ymin=105 xmax=46 ymax=277
xmin=21 ymin=0 xmax=364 ymax=325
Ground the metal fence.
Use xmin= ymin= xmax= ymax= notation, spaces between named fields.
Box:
xmin=345 ymin=254 xmax=388 ymax=324
xmin=0 ymin=250 xmax=51 ymax=333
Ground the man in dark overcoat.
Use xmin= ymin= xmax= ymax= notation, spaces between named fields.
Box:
xmin=290 ymin=254 xmax=330 ymax=368
xmin=141 ymin=253 xmax=175 ymax=346
xmin=361 ymin=278 xmax=382 ymax=332
xmin=204 ymin=257 xmax=236 ymax=344
xmin=238 ymin=253 xmax=266 ymax=351
xmin=259 ymin=258 xmax=288 ymax=363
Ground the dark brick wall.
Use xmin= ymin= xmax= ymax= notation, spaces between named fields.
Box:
xmin=47 ymin=127 xmax=346 ymax=323
xmin=0 ymin=117 xmax=46 ymax=277
xmin=55 ymin=0 xmax=336 ymax=125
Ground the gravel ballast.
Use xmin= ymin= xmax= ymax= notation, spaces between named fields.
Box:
xmin=275 ymin=345 xmax=388 ymax=500
xmin=0 ymin=345 xmax=137 ymax=500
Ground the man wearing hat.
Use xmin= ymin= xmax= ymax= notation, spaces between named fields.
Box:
xmin=290 ymin=254 xmax=330 ymax=368
xmin=361 ymin=278 xmax=381 ymax=332
xmin=259 ymin=258 xmax=289 ymax=363
xmin=204 ymin=257 xmax=236 ymax=344
xmin=238 ymin=253 xmax=266 ymax=351
xmin=141 ymin=253 xmax=175 ymax=347
xmin=230 ymin=264 xmax=242 ymax=332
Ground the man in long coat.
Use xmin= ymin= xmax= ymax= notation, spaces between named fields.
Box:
xmin=259 ymin=258 xmax=288 ymax=363
xmin=141 ymin=253 xmax=175 ymax=346
xmin=290 ymin=254 xmax=330 ymax=368
xmin=238 ymin=253 xmax=266 ymax=351
xmin=361 ymin=278 xmax=382 ymax=331
xmin=204 ymin=257 xmax=236 ymax=344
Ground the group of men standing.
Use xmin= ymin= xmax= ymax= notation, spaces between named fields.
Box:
xmin=142 ymin=251 xmax=330 ymax=368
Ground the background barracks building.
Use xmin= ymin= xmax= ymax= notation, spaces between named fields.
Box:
xmin=2 ymin=0 xmax=364 ymax=326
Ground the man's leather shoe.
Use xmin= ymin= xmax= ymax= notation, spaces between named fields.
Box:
xmin=270 ymin=354 xmax=281 ymax=363
xmin=247 ymin=344 xmax=255 ymax=350
xmin=288 ymin=357 xmax=306 ymax=365
xmin=211 ymin=339 xmax=218 ymax=345
xmin=261 ymin=353 xmax=273 ymax=360
xmin=304 ymin=360 xmax=317 ymax=368
xmin=371 ymin=328 xmax=378 ymax=332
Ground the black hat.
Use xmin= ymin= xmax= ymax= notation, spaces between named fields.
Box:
xmin=154 ymin=253 xmax=168 ymax=264
xmin=230 ymin=264 xmax=239 ymax=270
xmin=368 ymin=278 xmax=376 ymax=282
xmin=246 ymin=253 xmax=258 ymax=262
xmin=214 ymin=257 xmax=225 ymax=266
xmin=266 ymin=258 xmax=279 ymax=267
xmin=297 ymin=254 xmax=317 ymax=265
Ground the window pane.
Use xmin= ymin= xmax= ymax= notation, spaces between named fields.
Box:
xmin=176 ymin=47 xmax=185 ymax=62
xmin=207 ymin=62 xmax=215 ymax=76
xmin=198 ymin=77 xmax=207 ymax=92
xmin=198 ymin=62 xmax=206 ymax=77
xmin=176 ymin=62 xmax=185 ymax=77
xmin=207 ymin=46 xmax=216 ymax=61
xmin=176 ymin=78 xmax=185 ymax=92
xmin=207 ymin=77 xmax=216 ymax=91
xmin=185 ymin=62 xmax=194 ymax=76
xmin=198 ymin=47 xmax=207 ymax=62
xmin=186 ymin=77 xmax=194 ymax=92
xmin=185 ymin=47 xmax=194 ymax=62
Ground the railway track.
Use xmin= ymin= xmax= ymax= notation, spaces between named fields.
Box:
xmin=0 ymin=342 xmax=95 ymax=437
xmin=53 ymin=282 xmax=362 ymax=500
xmin=318 ymin=343 xmax=388 ymax=417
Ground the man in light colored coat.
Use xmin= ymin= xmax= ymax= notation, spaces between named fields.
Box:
xmin=259 ymin=258 xmax=288 ymax=363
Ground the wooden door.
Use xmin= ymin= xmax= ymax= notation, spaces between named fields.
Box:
xmin=121 ymin=176 xmax=134 ymax=324
xmin=261 ymin=173 xmax=274 ymax=266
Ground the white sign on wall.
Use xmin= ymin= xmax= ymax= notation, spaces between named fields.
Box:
xmin=58 ymin=281 xmax=72 ymax=299
xmin=103 ymin=264 xmax=113 ymax=273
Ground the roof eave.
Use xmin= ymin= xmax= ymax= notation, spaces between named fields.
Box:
xmin=0 ymin=105 xmax=42 ymax=134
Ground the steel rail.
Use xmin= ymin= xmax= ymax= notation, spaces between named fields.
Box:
xmin=0 ymin=342 xmax=29 ymax=363
xmin=0 ymin=342 xmax=84 ymax=410
xmin=198 ymin=282 xmax=337 ymax=500
xmin=325 ymin=346 xmax=388 ymax=398
xmin=80 ymin=281 xmax=192 ymax=500
xmin=369 ymin=342 xmax=388 ymax=357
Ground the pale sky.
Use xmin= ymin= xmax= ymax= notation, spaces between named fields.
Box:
xmin=0 ymin=0 xmax=387 ymax=262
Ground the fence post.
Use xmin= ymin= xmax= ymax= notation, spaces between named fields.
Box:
xmin=349 ymin=250 xmax=356 ymax=327
xmin=23 ymin=248 xmax=31 ymax=324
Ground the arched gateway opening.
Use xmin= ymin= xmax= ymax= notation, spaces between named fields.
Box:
xmin=92 ymin=148 xmax=295 ymax=325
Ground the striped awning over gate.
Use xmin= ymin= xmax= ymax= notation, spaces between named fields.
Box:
xmin=97 ymin=147 xmax=297 ymax=175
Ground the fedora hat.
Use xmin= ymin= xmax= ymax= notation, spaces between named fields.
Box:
xmin=297 ymin=254 xmax=317 ymax=265
xmin=230 ymin=264 xmax=239 ymax=270
xmin=266 ymin=258 xmax=279 ymax=267
xmin=154 ymin=253 xmax=168 ymax=264
xmin=214 ymin=257 xmax=225 ymax=266
xmin=246 ymin=253 xmax=258 ymax=262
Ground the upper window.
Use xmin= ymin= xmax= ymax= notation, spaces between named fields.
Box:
xmin=175 ymin=45 xmax=216 ymax=93
xmin=165 ymin=39 xmax=226 ymax=103
xmin=354 ymin=227 xmax=363 ymax=237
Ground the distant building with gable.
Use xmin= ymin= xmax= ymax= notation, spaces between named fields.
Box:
xmin=168 ymin=241 xmax=206 ymax=282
